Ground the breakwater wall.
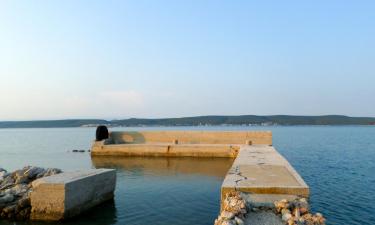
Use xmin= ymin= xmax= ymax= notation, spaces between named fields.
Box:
xmin=92 ymin=131 xmax=272 ymax=157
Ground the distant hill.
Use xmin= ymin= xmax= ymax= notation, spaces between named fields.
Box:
xmin=0 ymin=115 xmax=375 ymax=128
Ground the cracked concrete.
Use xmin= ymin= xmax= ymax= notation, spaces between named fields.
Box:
xmin=221 ymin=145 xmax=309 ymax=210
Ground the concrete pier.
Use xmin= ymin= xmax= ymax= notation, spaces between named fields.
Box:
xmin=30 ymin=169 xmax=116 ymax=221
xmin=91 ymin=130 xmax=310 ymax=224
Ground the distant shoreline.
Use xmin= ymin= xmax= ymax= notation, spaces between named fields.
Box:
xmin=0 ymin=115 xmax=375 ymax=128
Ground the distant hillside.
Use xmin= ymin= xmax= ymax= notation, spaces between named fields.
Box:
xmin=0 ymin=115 xmax=375 ymax=128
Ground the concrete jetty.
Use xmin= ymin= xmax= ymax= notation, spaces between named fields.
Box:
xmin=91 ymin=130 xmax=311 ymax=224
xmin=92 ymin=131 xmax=272 ymax=157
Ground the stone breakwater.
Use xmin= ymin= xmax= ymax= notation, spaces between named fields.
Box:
xmin=274 ymin=199 xmax=326 ymax=225
xmin=0 ymin=166 xmax=62 ymax=220
xmin=214 ymin=192 xmax=326 ymax=225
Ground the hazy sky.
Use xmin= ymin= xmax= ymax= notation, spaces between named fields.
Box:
xmin=1 ymin=1 xmax=374 ymax=120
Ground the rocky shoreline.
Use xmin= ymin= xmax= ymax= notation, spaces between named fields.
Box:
xmin=0 ymin=166 xmax=62 ymax=220
xmin=214 ymin=191 xmax=326 ymax=225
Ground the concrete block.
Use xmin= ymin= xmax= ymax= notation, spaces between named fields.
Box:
xmin=30 ymin=169 xmax=116 ymax=221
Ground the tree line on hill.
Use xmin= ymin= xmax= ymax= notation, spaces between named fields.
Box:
xmin=0 ymin=115 xmax=374 ymax=128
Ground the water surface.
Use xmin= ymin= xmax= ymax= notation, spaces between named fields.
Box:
xmin=0 ymin=126 xmax=374 ymax=225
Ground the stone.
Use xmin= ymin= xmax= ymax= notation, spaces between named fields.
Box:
xmin=2 ymin=204 xmax=16 ymax=214
xmin=0 ymin=176 xmax=15 ymax=189
xmin=221 ymin=220 xmax=236 ymax=225
xmin=281 ymin=208 xmax=291 ymax=215
xmin=0 ymin=171 xmax=8 ymax=181
xmin=220 ymin=211 xmax=235 ymax=220
xmin=300 ymin=207 xmax=308 ymax=214
xmin=0 ymin=194 xmax=14 ymax=204
xmin=24 ymin=167 xmax=45 ymax=179
xmin=282 ymin=212 xmax=292 ymax=221
xmin=10 ymin=184 xmax=29 ymax=196
xmin=17 ymin=196 xmax=30 ymax=208
xmin=293 ymin=207 xmax=300 ymax=218
xmin=234 ymin=216 xmax=244 ymax=225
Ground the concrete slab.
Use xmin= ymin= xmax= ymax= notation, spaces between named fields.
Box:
xmin=221 ymin=145 xmax=309 ymax=206
xmin=30 ymin=169 xmax=116 ymax=221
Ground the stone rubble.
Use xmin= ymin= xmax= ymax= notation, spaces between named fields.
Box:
xmin=214 ymin=192 xmax=326 ymax=225
xmin=0 ymin=166 xmax=62 ymax=220
xmin=274 ymin=198 xmax=326 ymax=225
xmin=214 ymin=191 xmax=247 ymax=225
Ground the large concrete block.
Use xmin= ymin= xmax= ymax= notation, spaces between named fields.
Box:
xmin=30 ymin=169 xmax=116 ymax=221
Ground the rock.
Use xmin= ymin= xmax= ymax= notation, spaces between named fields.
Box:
xmin=16 ymin=207 xmax=30 ymax=220
xmin=234 ymin=216 xmax=244 ymax=225
xmin=15 ymin=174 xmax=28 ymax=184
xmin=281 ymin=208 xmax=291 ymax=215
xmin=300 ymin=207 xmax=308 ymax=214
xmin=0 ymin=194 xmax=14 ymax=204
xmin=11 ymin=184 xmax=29 ymax=197
xmin=221 ymin=220 xmax=236 ymax=225
xmin=43 ymin=168 xmax=62 ymax=177
xmin=35 ymin=168 xmax=62 ymax=179
xmin=252 ymin=207 xmax=260 ymax=212
xmin=293 ymin=207 xmax=300 ymax=218
xmin=17 ymin=196 xmax=30 ymax=208
xmin=2 ymin=204 xmax=16 ymax=213
xmin=220 ymin=211 xmax=235 ymax=220
xmin=0 ymin=176 xmax=15 ymax=189
xmin=282 ymin=212 xmax=292 ymax=221
xmin=274 ymin=199 xmax=289 ymax=212
xmin=24 ymin=167 xmax=45 ymax=179
xmin=0 ymin=171 xmax=8 ymax=181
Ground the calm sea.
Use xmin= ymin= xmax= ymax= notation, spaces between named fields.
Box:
xmin=0 ymin=126 xmax=374 ymax=225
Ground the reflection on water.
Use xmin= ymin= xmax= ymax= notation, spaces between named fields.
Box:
xmin=91 ymin=156 xmax=234 ymax=225
xmin=92 ymin=156 xmax=234 ymax=178
xmin=0 ymin=157 xmax=233 ymax=225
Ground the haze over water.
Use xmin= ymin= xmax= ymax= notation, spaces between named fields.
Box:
xmin=0 ymin=126 xmax=374 ymax=225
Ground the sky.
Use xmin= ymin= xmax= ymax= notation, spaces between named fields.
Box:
xmin=0 ymin=0 xmax=374 ymax=120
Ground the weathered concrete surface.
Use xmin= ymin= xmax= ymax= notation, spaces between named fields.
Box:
xmin=108 ymin=131 xmax=272 ymax=145
xmin=221 ymin=145 xmax=309 ymax=208
xmin=92 ymin=143 xmax=241 ymax=157
xmin=30 ymin=169 xmax=116 ymax=221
